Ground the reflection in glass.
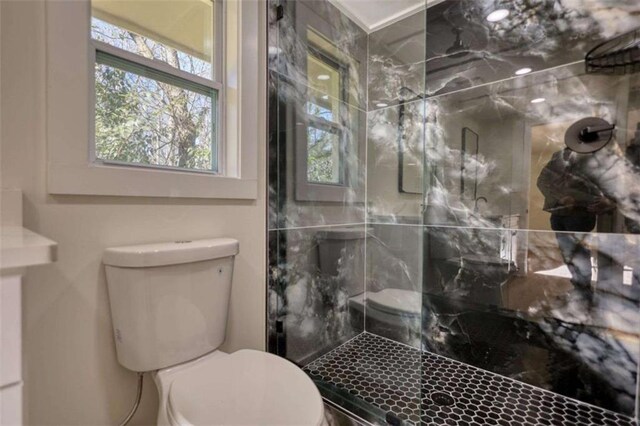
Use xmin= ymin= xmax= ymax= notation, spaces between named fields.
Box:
xmin=307 ymin=126 xmax=342 ymax=184
xmin=268 ymin=0 xmax=640 ymax=423
xmin=304 ymin=48 xmax=346 ymax=185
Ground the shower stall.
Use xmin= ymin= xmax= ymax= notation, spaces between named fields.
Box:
xmin=267 ymin=1 xmax=640 ymax=424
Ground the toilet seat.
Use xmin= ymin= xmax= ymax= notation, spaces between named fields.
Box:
xmin=167 ymin=349 xmax=324 ymax=426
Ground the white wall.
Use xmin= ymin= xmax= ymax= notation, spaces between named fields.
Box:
xmin=0 ymin=1 xmax=266 ymax=424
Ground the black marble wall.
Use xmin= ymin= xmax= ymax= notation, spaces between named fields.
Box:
xmin=414 ymin=2 xmax=640 ymax=416
xmin=267 ymin=0 xmax=368 ymax=364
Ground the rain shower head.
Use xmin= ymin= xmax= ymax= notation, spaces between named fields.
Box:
xmin=565 ymin=117 xmax=615 ymax=153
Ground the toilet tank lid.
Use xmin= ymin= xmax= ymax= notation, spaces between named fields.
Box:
xmin=103 ymin=238 xmax=239 ymax=268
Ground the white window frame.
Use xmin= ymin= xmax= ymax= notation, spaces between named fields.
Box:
xmin=90 ymin=41 xmax=224 ymax=174
xmin=46 ymin=0 xmax=262 ymax=199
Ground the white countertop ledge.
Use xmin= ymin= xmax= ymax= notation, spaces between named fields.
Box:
xmin=1 ymin=226 xmax=57 ymax=270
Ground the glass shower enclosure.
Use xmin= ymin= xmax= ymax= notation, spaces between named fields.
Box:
xmin=268 ymin=1 xmax=640 ymax=424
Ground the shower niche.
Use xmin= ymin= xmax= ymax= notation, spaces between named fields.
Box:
xmin=268 ymin=0 xmax=640 ymax=424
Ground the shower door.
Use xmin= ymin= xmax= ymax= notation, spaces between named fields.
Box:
xmin=421 ymin=1 xmax=640 ymax=421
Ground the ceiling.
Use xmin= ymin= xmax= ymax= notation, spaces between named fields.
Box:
xmin=329 ymin=0 xmax=441 ymax=32
xmin=92 ymin=0 xmax=213 ymax=61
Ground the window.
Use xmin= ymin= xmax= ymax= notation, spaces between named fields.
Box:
xmin=90 ymin=0 xmax=222 ymax=173
xmin=293 ymin=26 xmax=364 ymax=203
xmin=46 ymin=0 xmax=261 ymax=199
xmin=306 ymin=50 xmax=346 ymax=185
xmin=305 ymin=45 xmax=346 ymax=185
xmin=307 ymin=125 xmax=343 ymax=184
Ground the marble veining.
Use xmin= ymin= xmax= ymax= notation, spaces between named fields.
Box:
xmin=268 ymin=0 xmax=640 ymax=421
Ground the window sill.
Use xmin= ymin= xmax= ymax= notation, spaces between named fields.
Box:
xmin=48 ymin=163 xmax=257 ymax=199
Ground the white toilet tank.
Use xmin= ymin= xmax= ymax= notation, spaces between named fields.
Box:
xmin=103 ymin=238 xmax=239 ymax=372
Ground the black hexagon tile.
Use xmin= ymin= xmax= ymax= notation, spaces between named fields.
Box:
xmin=303 ymin=333 xmax=638 ymax=426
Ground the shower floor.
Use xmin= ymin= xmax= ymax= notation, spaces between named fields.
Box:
xmin=303 ymin=333 xmax=637 ymax=426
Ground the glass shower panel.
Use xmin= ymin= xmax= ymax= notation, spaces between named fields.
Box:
xmin=422 ymin=227 xmax=640 ymax=419
xmin=364 ymin=3 xmax=427 ymax=360
xmin=367 ymin=100 xmax=426 ymax=220
xmin=423 ymin=0 xmax=637 ymax=98
xmin=268 ymin=226 xmax=365 ymax=362
xmin=268 ymin=0 xmax=640 ymax=424
xmin=267 ymin=0 xmax=427 ymax=423
xmin=368 ymin=9 xmax=427 ymax=110
xmin=422 ymin=0 xmax=640 ymax=422
xmin=268 ymin=0 xmax=367 ymax=230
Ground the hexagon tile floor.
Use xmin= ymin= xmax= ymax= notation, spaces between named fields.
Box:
xmin=303 ymin=333 xmax=638 ymax=426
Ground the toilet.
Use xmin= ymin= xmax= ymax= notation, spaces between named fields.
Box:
xmin=103 ymin=238 xmax=325 ymax=426
xmin=348 ymin=288 xmax=421 ymax=327
xmin=316 ymin=228 xmax=421 ymax=328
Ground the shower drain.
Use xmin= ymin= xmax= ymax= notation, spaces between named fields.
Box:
xmin=430 ymin=392 xmax=455 ymax=406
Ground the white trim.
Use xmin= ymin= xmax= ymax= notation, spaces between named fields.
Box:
xmin=325 ymin=0 xmax=370 ymax=33
xmin=215 ymin=0 xmax=226 ymax=176
xmin=48 ymin=162 xmax=257 ymax=199
xmin=213 ymin=0 xmax=224 ymax=83
xmin=46 ymin=0 xmax=261 ymax=199
xmin=91 ymin=41 xmax=223 ymax=91
xmin=327 ymin=0 xmax=445 ymax=33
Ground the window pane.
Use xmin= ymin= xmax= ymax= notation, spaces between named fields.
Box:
xmin=95 ymin=52 xmax=217 ymax=172
xmin=307 ymin=126 xmax=342 ymax=184
xmin=307 ymin=53 xmax=341 ymax=121
xmin=91 ymin=0 xmax=214 ymax=79
xmin=305 ymin=49 xmax=345 ymax=185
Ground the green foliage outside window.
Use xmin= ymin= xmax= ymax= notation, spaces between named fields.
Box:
xmin=92 ymin=19 xmax=216 ymax=172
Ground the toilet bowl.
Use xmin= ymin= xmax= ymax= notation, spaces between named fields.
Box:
xmin=103 ymin=239 xmax=324 ymax=425
xmin=155 ymin=349 xmax=324 ymax=426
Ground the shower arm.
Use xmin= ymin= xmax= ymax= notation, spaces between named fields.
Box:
xmin=579 ymin=123 xmax=616 ymax=142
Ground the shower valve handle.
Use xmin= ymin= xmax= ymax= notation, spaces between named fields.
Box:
xmin=579 ymin=123 xmax=615 ymax=142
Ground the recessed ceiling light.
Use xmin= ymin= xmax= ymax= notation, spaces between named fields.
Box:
xmin=321 ymin=95 xmax=329 ymax=100
xmin=515 ymin=67 xmax=532 ymax=75
xmin=486 ymin=9 xmax=510 ymax=22
xmin=317 ymin=74 xmax=331 ymax=81
xmin=531 ymin=97 xmax=546 ymax=104
xmin=376 ymin=102 xmax=388 ymax=108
